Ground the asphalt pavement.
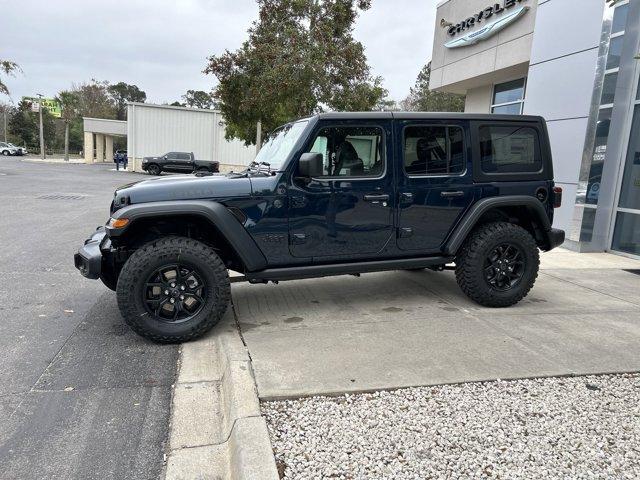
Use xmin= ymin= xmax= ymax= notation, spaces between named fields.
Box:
xmin=0 ymin=158 xmax=179 ymax=480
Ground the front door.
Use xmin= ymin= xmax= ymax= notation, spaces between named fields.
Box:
xmin=288 ymin=121 xmax=394 ymax=259
xmin=396 ymin=121 xmax=474 ymax=252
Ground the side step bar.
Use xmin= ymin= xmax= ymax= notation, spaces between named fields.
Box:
xmin=237 ymin=256 xmax=454 ymax=284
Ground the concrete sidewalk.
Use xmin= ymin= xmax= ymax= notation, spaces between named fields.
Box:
xmin=232 ymin=251 xmax=640 ymax=399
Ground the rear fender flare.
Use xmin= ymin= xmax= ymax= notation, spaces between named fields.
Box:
xmin=444 ymin=196 xmax=552 ymax=255
xmin=107 ymin=200 xmax=267 ymax=271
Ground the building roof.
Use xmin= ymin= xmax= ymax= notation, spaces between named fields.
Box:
xmin=126 ymin=102 xmax=221 ymax=115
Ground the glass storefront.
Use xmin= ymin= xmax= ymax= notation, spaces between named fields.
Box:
xmin=611 ymin=103 xmax=640 ymax=256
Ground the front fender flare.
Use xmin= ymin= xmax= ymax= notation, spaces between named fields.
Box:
xmin=107 ymin=200 xmax=267 ymax=271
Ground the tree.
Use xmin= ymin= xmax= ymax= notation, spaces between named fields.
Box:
xmin=182 ymin=90 xmax=216 ymax=109
xmin=57 ymin=90 xmax=81 ymax=160
xmin=8 ymin=99 xmax=56 ymax=152
xmin=401 ymin=62 xmax=465 ymax=113
xmin=72 ymin=80 xmax=117 ymax=119
xmin=108 ymin=82 xmax=146 ymax=120
xmin=205 ymin=0 xmax=388 ymax=145
xmin=0 ymin=60 xmax=21 ymax=97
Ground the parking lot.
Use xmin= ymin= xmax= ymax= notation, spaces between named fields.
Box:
xmin=2 ymin=158 xmax=640 ymax=479
xmin=0 ymin=159 xmax=178 ymax=480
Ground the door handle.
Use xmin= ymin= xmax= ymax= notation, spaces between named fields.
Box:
xmin=440 ymin=191 xmax=465 ymax=198
xmin=364 ymin=194 xmax=390 ymax=203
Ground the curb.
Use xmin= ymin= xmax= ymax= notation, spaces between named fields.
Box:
xmin=164 ymin=307 xmax=279 ymax=480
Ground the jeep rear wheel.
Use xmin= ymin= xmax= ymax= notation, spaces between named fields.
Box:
xmin=455 ymin=222 xmax=539 ymax=307
xmin=116 ymin=237 xmax=230 ymax=343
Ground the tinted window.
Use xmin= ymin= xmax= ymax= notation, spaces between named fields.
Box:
xmin=601 ymin=72 xmax=618 ymax=105
xmin=166 ymin=153 xmax=177 ymax=159
xmin=403 ymin=126 xmax=464 ymax=176
xmin=492 ymin=103 xmax=522 ymax=115
xmin=606 ymin=36 xmax=623 ymax=70
xmin=493 ymin=78 xmax=525 ymax=105
xmin=307 ymin=126 xmax=384 ymax=177
xmin=479 ymin=126 xmax=541 ymax=174
xmin=177 ymin=153 xmax=191 ymax=160
xmin=611 ymin=4 xmax=628 ymax=34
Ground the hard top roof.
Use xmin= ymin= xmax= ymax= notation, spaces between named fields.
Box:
xmin=309 ymin=111 xmax=544 ymax=122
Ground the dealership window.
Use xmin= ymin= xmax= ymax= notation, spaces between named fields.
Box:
xmin=308 ymin=126 xmax=384 ymax=177
xmin=403 ymin=126 xmax=465 ymax=176
xmin=584 ymin=1 xmax=628 ymax=207
xmin=479 ymin=125 xmax=541 ymax=174
xmin=491 ymin=78 xmax=526 ymax=115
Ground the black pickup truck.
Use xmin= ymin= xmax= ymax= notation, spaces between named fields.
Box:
xmin=75 ymin=112 xmax=564 ymax=343
xmin=141 ymin=152 xmax=219 ymax=175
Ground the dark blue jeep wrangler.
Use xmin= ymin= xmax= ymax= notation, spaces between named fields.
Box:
xmin=75 ymin=112 xmax=564 ymax=343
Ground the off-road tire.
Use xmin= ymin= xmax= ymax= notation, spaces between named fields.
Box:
xmin=455 ymin=222 xmax=539 ymax=307
xmin=116 ymin=236 xmax=230 ymax=343
xmin=147 ymin=164 xmax=161 ymax=175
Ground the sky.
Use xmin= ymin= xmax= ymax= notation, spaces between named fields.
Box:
xmin=1 ymin=0 xmax=438 ymax=106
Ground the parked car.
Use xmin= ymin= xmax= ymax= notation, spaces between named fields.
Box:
xmin=75 ymin=112 xmax=565 ymax=343
xmin=8 ymin=143 xmax=27 ymax=155
xmin=0 ymin=142 xmax=20 ymax=156
xmin=141 ymin=152 xmax=219 ymax=175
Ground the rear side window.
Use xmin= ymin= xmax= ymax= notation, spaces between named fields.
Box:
xmin=479 ymin=126 xmax=541 ymax=174
xmin=403 ymin=126 xmax=465 ymax=176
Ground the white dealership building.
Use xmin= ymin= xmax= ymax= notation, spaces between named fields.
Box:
xmin=431 ymin=0 xmax=640 ymax=257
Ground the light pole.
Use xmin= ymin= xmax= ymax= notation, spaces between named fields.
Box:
xmin=37 ymin=93 xmax=45 ymax=159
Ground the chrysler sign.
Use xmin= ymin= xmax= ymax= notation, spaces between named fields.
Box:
xmin=445 ymin=0 xmax=529 ymax=49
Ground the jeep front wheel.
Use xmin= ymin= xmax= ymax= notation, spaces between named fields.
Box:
xmin=116 ymin=237 xmax=230 ymax=343
xmin=455 ymin=222 xmax=539 ymax=308
xmin=147 ymin=164 xmax=161 ymax=175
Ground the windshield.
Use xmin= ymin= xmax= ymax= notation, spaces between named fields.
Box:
xmin=253 ymin=120 xmax=308 ymax=170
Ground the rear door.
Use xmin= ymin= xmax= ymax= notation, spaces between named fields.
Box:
xmin=395 ymin=120 xmax=474 ymax=252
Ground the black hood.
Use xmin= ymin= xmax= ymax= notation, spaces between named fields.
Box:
xmin=113 ymin=174 xmax=252 ymax=208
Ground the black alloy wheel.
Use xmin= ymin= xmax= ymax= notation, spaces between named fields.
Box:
xmin=116 ymin=236 xmax=231 ymax=343
xmin=143 ymin=264 xmax=206 ymax=323
xmin=483 ymin=243 xmax=526 ymax=291
xmin=147 ymin=164 xmax=161 ymax=175
xmin=455 ymin=221 xmax=539 ymax=308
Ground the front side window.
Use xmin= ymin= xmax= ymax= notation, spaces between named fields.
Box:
xmin=403 ymin=126 xmax=464 ymax=176
xmin=307 ymin=126 xmax=384 ymax=177
xmin=491 ymin=78 xmax=526 ymax=114
xmin=479 ymin=125 xmax=541 ymax=174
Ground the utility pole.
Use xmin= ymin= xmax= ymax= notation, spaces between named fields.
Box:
xmin=2 ymin=108 xmax=6 ymax=143
xmin=37 ymin=93 xmax=45 ymax=159
xmin=255 ymin=120 xmax=262 ymax=156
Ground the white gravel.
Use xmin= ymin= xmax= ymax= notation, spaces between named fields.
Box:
xmin=262 ymin=374 xmax=640 ymax=479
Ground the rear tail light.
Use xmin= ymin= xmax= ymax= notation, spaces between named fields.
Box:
xmin=553 ymin=186 xmax=562 ymax=208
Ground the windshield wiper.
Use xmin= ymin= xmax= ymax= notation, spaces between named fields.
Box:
xmin=226 ymin=161 xmax=274 ymax=178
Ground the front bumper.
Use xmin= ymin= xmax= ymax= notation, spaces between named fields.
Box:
xmin=74 ymin=227 xmax=107 ymax=279
xmin=546 ymin=228 xmax=565 ymax=251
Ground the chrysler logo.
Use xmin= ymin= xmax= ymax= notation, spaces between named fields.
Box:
xmin=445 ymin=0 xmax=529 ymax=49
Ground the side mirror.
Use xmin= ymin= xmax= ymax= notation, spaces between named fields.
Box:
xmin=163 ymin=155 xmax=168 ymax=160
xmin=298 ymin=152 xmax=323 ymax=178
